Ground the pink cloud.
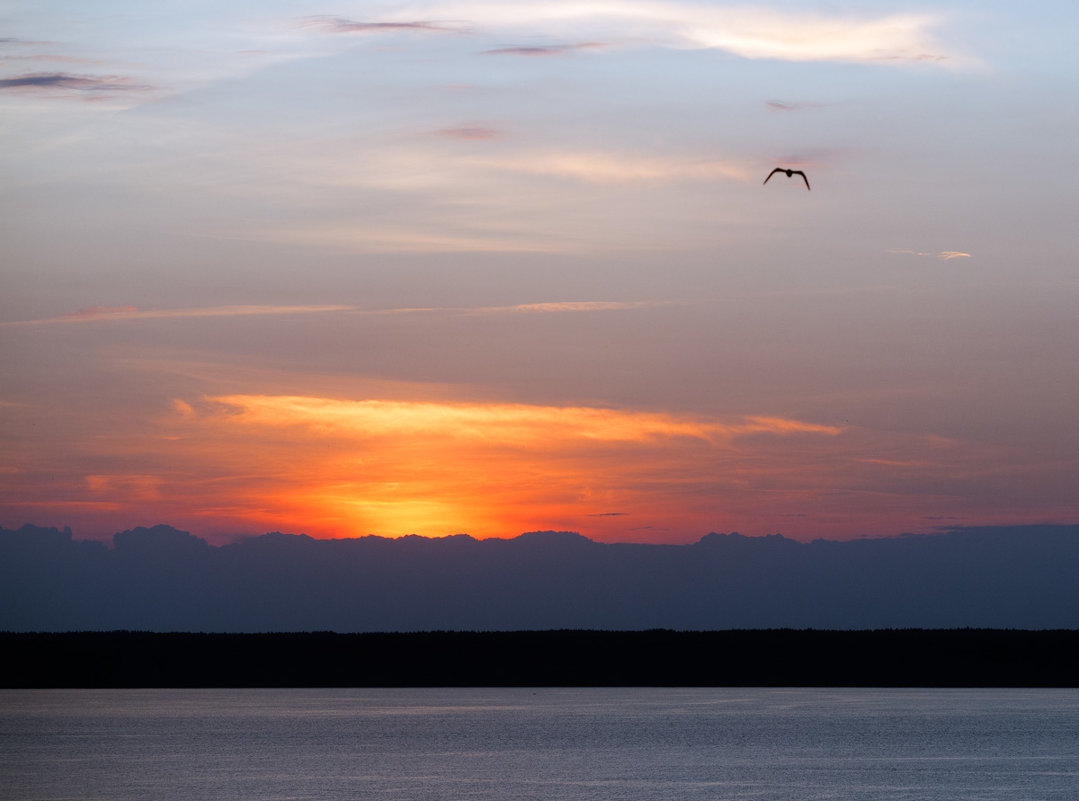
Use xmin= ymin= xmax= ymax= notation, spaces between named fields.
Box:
xmin=64 ymin=305 xmax=139 ymax=320
xmin=437 ymin=125 xmax=503 ymax=140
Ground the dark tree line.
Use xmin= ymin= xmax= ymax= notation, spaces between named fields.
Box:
xmin=3 ymin=629 xmax=1078 ymax=688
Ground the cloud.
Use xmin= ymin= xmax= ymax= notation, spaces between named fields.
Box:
xmin=65 ymin=305 xmax=140 ymax=319
xmin=510 ymin=301 xmax=648 ymax=313
xmin=889 ymin=249 xmax=973 ymax=260
xmin=482 ymin=42 xmax=604 ymax=56
xmin=3 ymin=304 xmax=354 ymax=327
xmin=4 ymin=300 xmax=664 ymax=328
xmin=300 ymin=16 xmax=464 ymax=35
xmin=255 ymin=224 xmax=570 ymax=254
xmin=155 ymin=393 xmax=848 ymax=538
xmin=742 ymin=416 xmax=843 ymax=436
xmin=369 ymin=2 xmax=967 ymax=66
xmin=202 ymin=395 xmax=843 ymax=446
xmin=437 ymin=125 xmax=503 ymax=140
xmin=467 ymin=150 xmax=751 ymax=183
xmin=3 ymin=54 xmax=113 ymax=65
xmin=374 ymin=300 xmax=659 ymax=318
xmin=364 ymin=300 xmax=658 ymax=317
xmin=766 ymin=100 xmax=821 ymax=112
xmin=0 ymin=72 xmax=150 ymax=93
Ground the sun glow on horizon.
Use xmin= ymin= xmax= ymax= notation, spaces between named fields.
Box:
xmin=158 ymin=394 xmax=845 ymax=540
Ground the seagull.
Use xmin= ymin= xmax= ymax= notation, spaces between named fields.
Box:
xmin=763 ymin=167 xmax=810 ymax=190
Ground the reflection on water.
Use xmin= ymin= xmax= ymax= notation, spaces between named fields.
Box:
xmin=2 ymin=688 xmax=1078 ymax=801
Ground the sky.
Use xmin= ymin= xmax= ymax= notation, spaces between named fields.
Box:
xmin=2 ymin=1 xmax=1078 ymax=545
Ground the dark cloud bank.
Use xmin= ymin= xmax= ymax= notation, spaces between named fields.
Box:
xmin=0 ymin=72 xmax=148 ymax=92
xmin=3 ymin=524 xmax=1078 ymax=632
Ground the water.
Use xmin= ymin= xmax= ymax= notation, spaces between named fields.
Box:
xmin=2 ymin=687 xmax=1078 ymax=800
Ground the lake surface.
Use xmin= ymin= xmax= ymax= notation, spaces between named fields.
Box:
xmin=2 ymin=687 xmax=1078 ymax=800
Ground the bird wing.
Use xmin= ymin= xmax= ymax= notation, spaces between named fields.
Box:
xmin=763 ymin=168 xmax=782 ymax=185
xmin=793 ymin=170 xmax=811 ymax=190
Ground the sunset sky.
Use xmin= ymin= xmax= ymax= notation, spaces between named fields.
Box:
xmin=3 ymin=1 xmax=1078 ymax=544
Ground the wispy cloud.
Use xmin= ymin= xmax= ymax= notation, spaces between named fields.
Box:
xmin=157 ymin=393 xmax=847 ymax=538
xmin=766 ymin=100 xmax=821 ymax=112
xmin=0 ymin=72 xmax=151 ymax=93
xmin=367 ymin=2 xmax=967 ymax=66
xmin=253 ymin=224 xmax=571 ymax=254
xmin=742 ymin=416 xmax=843 ymax=436
xmin=378 ymin=300 xmax=658 ymax=317
xmin=361 ymin=300 xmax=657 ymax=317
xmin=483 ymin=42 xmax=604 ymax=56
xmin=509 ymin=301 xmax=646 ymax=313
xmin=4 ymin=300 xmax=659 ymax=328
xmin=467 ymin=150 xmax=751 ymax=183
xmin=2 ymin=54 xmax=113 ymax=65
xmin=889 ymin=249 xmax=973 ymax=260
xmin=3 ymin=304 xmax=354 ymax=327
xmin=437 ymin=125 xmax=504 ymax=140
xmin=300 ymin=16 xmax=465 ymax=35
xmin=203 ymin=395 xmax=844 ymax=446
xmin=233 ymin=139 xmax=746 ymax=251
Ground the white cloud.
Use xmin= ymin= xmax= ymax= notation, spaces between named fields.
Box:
xmin=375 ymin=1 xmax=967 ymax=66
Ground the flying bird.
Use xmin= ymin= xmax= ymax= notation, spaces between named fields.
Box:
xmin=763 ymin=167 xmax=810 ymax=190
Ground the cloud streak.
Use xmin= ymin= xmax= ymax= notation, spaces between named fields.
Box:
xmin=367 ymin=1 xmax=964 ymax=66
xmin=206 ymin=395 xmax=843 ymax=445
xmin=466 ymin=150 xmax=751 ymax=183
xmin=437 ymin=125 xmax=503 ymax=140
xmin=2 ymin=54 xmax=113 ymax=65
xmin=890 ymin=249 xmax=973 ymax=260
xmin=0 ymin=72 xmax=150 ymax=93
xmin=510 ymin=301 xmax=650 ymax=313
xmin=300 ymin=16 xmax=465 ymax=35
xmin=766 ymin=100 xmax=822 ymax=112
xmin=3 ymin=304 xmax=355 ymax=327
xmin=482 ymin=42 xmax=604 ymax=56
xmin=4 ymin=301 xmax=659 ymax=328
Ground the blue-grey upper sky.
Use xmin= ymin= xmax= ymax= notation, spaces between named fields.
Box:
xmin=2 ymin=1 xmax=1078 ymax=543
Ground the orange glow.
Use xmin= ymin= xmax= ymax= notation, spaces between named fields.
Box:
xmin=3 ymin=387 xmax=1064 ymax=543
xmin=153 ymin=394 xmax=846 ymax=540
